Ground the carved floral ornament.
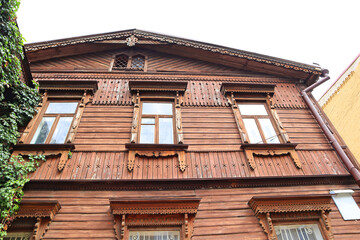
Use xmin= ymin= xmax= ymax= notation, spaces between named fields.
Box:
xmin=248 ymin=195 xmax=334 ymax=240
xmin=110 ymin=198 xmax=200 ymax=240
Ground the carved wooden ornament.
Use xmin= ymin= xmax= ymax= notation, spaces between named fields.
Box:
xmin=248 ymin=195 xmax=333 ymax=240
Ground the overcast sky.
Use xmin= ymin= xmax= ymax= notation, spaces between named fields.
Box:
xmin=17 ymin=0 xmax=360 ymax=99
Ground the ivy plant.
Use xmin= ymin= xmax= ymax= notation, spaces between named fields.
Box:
xmin=1 ymin=0 xmax=44 ymax=237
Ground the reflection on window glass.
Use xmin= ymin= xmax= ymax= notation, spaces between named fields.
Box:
xmin=238 ymin=104 xmax=267 ymax=115
xmin=46 ymin=102 xmax=78 ymax=114
xmin=259 ymin=118 xmax=280 ymax=143
xmin=50 ymin=117 xmax=73 ymax=144
xmin=142 ymin=103 xmax=172 ymax=115
xmin=30 ymin=117 xmax=55 ymax=144
xmin=140 ymin=125 xmax=155 ymax=143
xmin=159 ymin=118 xmax=173 ymax=144
xmin=275 ymin=224 xmax=324 ymax=240
xmin=243 ymin=119 xmax=263 ymax=143
xmin=129 ymin=230 xmax=180 ymax=240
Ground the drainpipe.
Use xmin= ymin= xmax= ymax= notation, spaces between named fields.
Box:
xmin=301 ymin=69 xmax=360 ymax=186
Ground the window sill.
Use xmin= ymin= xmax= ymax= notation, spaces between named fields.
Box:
xmin=241 ymin=143 xmax=301 ymax=170
xmin=12 ymin=144 xmax=75 ymax=172
xmin=125 ymin=143 xmax=189 ymax=172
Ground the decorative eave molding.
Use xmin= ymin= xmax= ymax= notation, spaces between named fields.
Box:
xmin=25 ymin=29 xmax=322 ymax=75
xmin=220 ymin=82 xmax=276 ymax=96
xmin=110 ymin=198 xmax=201 ymax=215
xmin=38 ymin=79 xmax=98 ymax=94
xmin=16 ymin=200 xmax=61 ymax=220
xmin=128 ymin=80 xmax=188 ymax=92
xmin=319 ymin=54 xmax=360 ymax=107
xmin=248 ymin=195 xmax=332 ymax=214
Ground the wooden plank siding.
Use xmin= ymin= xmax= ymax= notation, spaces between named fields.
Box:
xmin=21 ymin=185 xmax=360 ymax=239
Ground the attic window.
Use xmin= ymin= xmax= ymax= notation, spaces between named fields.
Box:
xmin=112 ymin=54 xmax=146 ymax=71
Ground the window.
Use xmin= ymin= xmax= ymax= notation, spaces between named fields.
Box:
xmin=3 ymin=232 xmax=32 ymax=240
xmin=238 ymin=102 xmax=280 ymax=144
xmin=275 ymin=224 xmax=324 ymax=240
xmin=30 ymin=101 xmax=78 ymax=144
xmin=140 ymin=102 xmax=174 ymax=144
xmin=112 ymin=54 xmax=145 ymax=71
xmin=129 ymin=230 xmax=180 ymax=240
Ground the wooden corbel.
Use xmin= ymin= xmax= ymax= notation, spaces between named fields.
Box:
xmin=241 ymin=143 xmax=301 ymax=170
xmin=125 ymin=144 xmax=188 ymax=172
xmin=228 ymin=92 xmax=248 ymax=143
xmin=67 ymin=90 xmax=91 ymax=143
xmin=131 ymin=91 xmax=140 ymax=143
xmin=19 ymin=91 xmax=48 ymax=144
xmin=175 ymin=91 xmax=184 ymax=144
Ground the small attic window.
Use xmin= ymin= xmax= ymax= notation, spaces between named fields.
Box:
xmin=112 ymin=54 xmax=146 ymax=71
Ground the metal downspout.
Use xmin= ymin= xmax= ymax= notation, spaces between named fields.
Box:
xmin=301 ymin=69 xmax=360 ymax=186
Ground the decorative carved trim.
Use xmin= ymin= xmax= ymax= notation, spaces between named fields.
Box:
xmin=38 ymin=80 xmax=98 ymax=94
xmin=16 ymin=200 xmax=61 ymax=220
xmin=129 ymin=80 xmax=188 ymax=92
xmin=241 ymin=143 xmax=301 ymax=170
xmin=249 ymin=195 xmax=333 ymax=240
xmin=220 ymin=82 xmax=276 ymax=96
xmin=175 ymin=91 xmax=184 ymax=144
xmin=125 ymin=144 xmax=188 ymax=172
xmin=126 ymin=214 xmax=184 ymax=226
xmin=126 ymin=35 xmax=138 ymax=46
xmin=227 ymin=93 xmax=248 ymax=142
xmin=12 ymin=144 xmax=75 ymax=171
xmin=131 ymin=91 xmax=140 ymax=143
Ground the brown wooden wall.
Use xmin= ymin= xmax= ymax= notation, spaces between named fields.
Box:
xmin=22 ymin=185 xmax=360 ymax=239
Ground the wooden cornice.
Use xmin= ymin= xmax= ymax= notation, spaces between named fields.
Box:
xmin=128 ymin=80 xmax=188 ymax=92
xmin=220 ymin=82 xmax=276 ymax=96
xmin=125 ymin=143 xmax=188 ymax=151
xmin=16 ymin=200 xmax=61 ymax=220
xmin=248 ymin=195 xmax=332 ymax=214
xmin=38 ymin=79 xmax=98 ymax=93
xmin=110 ymin=198 xmax=201 ymax=215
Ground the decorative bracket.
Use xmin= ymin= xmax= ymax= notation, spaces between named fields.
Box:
xmin=125 ymin=144 xmax=188 ymax=172
xmin=241 ymin=143 xmax=301 ymax=170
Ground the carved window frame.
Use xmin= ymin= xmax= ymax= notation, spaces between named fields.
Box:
xmin=5 ymin=200 xmax=61 ymax=240
xmin=110 ymin=198 xmax=200 ymax=240
xmin=248 ymin=195 xmax=334 ymax=240
xmin=111 ymin=53 xmax=147 ymax=72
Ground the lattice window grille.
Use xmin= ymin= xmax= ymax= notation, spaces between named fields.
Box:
xmin=3 ymin=232 xmax=32 ymax=240
xmin=131 ymin=55 xmax=145 ymax=70
xmin=275 ymin=224 xmax=324 ymax=240
xmin=114 ymin=54 xmax=129 ymax=69
xmin=129 ymin=230 xmax=180 ymax=240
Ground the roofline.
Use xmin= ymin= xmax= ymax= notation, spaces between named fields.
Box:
xmin=319 ymin=53 xmax=360 ymax=107
xmin=25 ymin=29 xmax=322 ymax=76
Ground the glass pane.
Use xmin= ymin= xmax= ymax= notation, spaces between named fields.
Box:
xmin=259 ymin=118 xmax=280 ymax=143
xmin=142 ymin=103 xmax=172 ymax=115
xmin=238 ymin=104 xmax=268 ymax=115
xmin=159 ymin=118 xmax=173 ymax=144
xmin=141 ymin=118 xmax=155 ymax=124
xmin=275 ymin=224 xmax=324 ymax=240
xmin=140 ymin=125 xmax=155 ymax=143
xmin=30 ymin=117 xmax=55 ymax=144
xmin=45 ymin=102 xmax=78 ymax=114
xmin=129 ymin=231 xmax=180 ymax=240
xmin=243 ymin=118 xmax=263 ymax=143
xmin=50 ymin=117 xmax=73 ymax=143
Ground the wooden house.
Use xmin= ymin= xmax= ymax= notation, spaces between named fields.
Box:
xmin=8 ymin=29 xmax=360 ymax=239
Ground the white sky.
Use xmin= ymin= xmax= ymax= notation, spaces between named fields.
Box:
xmin=17 ymin=0 xmax=360 ymax=99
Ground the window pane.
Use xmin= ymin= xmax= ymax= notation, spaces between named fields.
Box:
xmin=238 ymin=104 xmax=268 ymax=115
xmin=275 ymin=224 xmax=324 ymax=240
xmin=259 ymin=118 xmax=280 ymax=143
xmin=30 ymin=117 xmax=55 ymax=144
xmin=159 ymin=118 xmax=173 ymax=144
xmin=140 ymin=125 xmax=155 ymax=143
xmin=141 ymin=118 xmax=155 ymax=124
xmin=243 ymin=119 xmax=263 ymax=143
xmin=45 ymin=102 xmax=78 ymax=114
xmin=131 ymin=55 xmax=145 ymax=69
xmin=142 ymin=103 xmax=172 ymax=115
xmin=129 ymin=231 xmax=180 ymax=240
xmin=50 ymin=117 xmax=73 ymax=144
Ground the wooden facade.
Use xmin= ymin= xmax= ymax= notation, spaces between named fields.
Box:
xmin=9 ymin=29 xmax=360 ymax=239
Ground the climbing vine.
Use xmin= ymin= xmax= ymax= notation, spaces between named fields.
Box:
xmin=0 ymin=0 xmax=44 ymax=237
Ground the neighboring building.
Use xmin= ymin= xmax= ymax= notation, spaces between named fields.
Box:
xmin=319 ymin=54 xmax=360 ymax=163
xmin=8 ymin=30 xmax=360 ymax=240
